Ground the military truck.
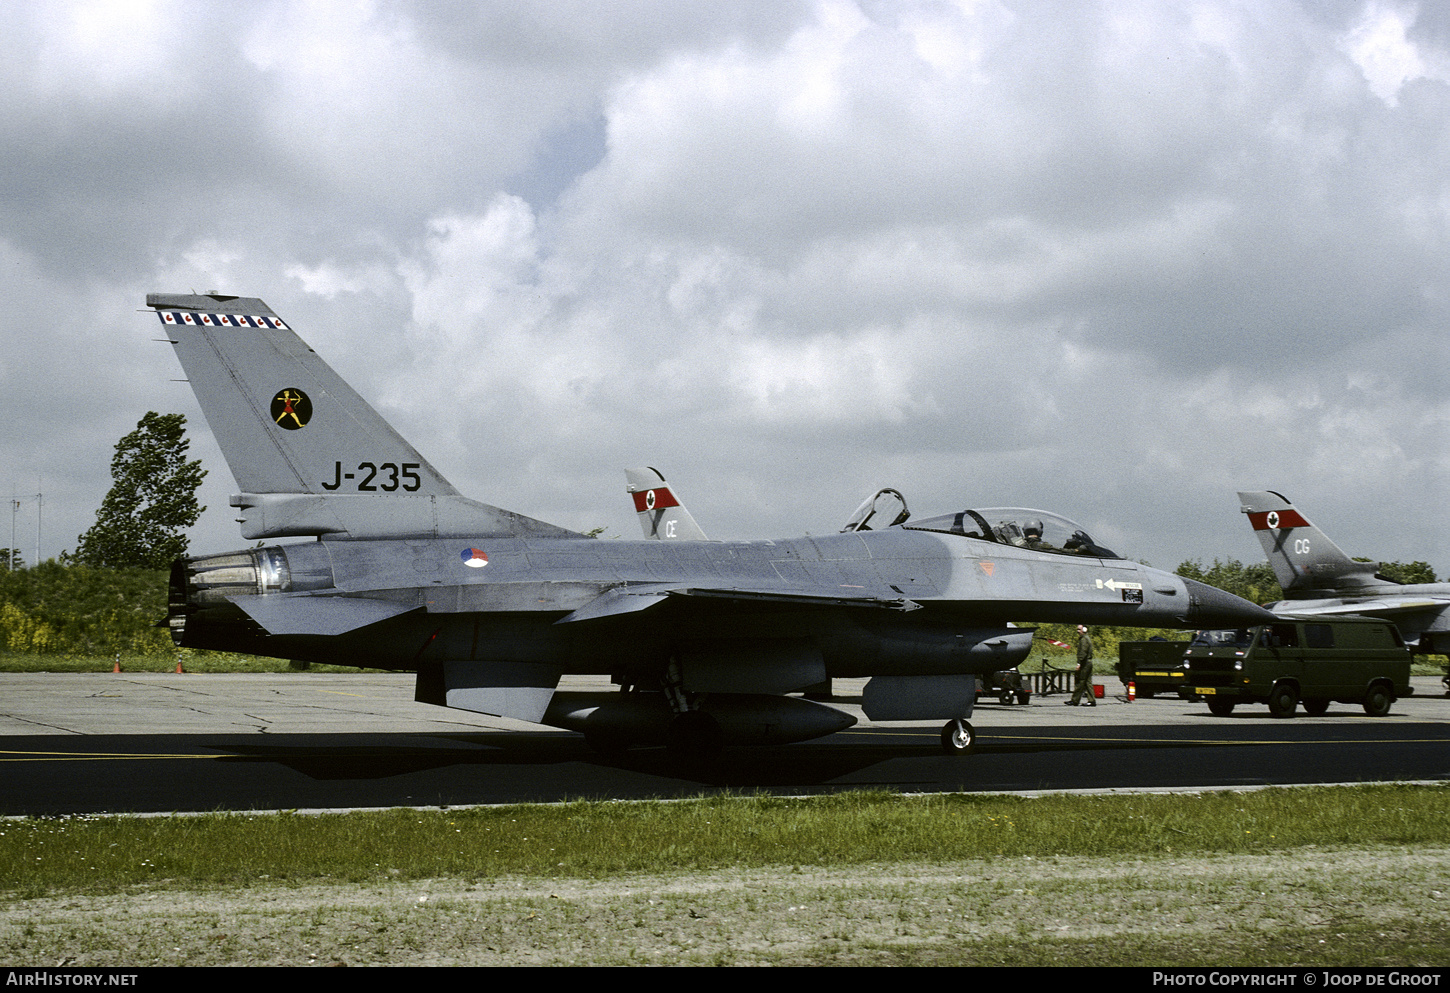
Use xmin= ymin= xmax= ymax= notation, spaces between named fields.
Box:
xmin=1178 ymin=618 xmax=1412 ymax=717
xmin=1117 ymin=639 xmax=1191 ymax=698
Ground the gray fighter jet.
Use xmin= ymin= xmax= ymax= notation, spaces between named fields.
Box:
xmin=149 ymin=292 xmax=1274 ymax=756
xmin=1239 ymin=490 xmax=1450 ymax=655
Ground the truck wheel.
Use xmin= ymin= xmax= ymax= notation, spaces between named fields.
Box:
xmin=1207 ymin=698 xmax=1236 ymax=717
xmin=941 ymin=719 xmax=975 ymax=755
xmin=1302 ymin=698 xmax=1330 ymax=716
xmin=999 ymin=691 xmax=1013 ymax=706
xmin=1268 ymin=683 xmax=1299 ymax=718
xmin=1362 ymin=685 xmax=1393 ymax=717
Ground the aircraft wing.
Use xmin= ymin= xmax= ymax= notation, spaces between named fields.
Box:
xmin=665 ymin=587 xmax=922 ymax=611
xmin=554 ymin=584 xmax=922 ymax=624
xmin=1270 ymin=597 xmax=1450 ymax=619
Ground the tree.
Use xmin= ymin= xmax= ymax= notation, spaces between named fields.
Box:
xmin=1375 ymin=560 xmax=1438 ymax=585
xmin=1 ymin=549 xmax=21 ymax=571
xmin=73 ymin=412 xmax=207 ymax=570
xmin=1176 ymin=558 xmax=1283 ymax=606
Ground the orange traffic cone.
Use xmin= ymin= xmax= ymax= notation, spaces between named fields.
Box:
xmin=112 ymin=654 xmax=120 ymax=673
xmin=175 ymin=657 xmax=185 ymax=674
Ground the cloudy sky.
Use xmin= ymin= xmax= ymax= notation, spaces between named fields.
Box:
xmin=3 ymin=0 xmax=1447 ymax=577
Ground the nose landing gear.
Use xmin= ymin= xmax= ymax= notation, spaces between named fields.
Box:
xmin=941 ymin=718 xmax=976 ymax=754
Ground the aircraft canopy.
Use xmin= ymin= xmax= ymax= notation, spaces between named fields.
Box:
xmin=904 ymin=507 xmax=1121 ymax=559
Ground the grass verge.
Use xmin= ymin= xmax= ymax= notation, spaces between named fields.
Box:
xmin=3 ymin=784 xmax=1447 ymax=895
xmin=2 ymin=786 xmax=1448 ymax=966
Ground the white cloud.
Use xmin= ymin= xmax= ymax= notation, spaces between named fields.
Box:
xmin=0 ymin=0 xmax=1447 ymax=575
xmin=1339 ymin=1 xmax=1445 ymax=105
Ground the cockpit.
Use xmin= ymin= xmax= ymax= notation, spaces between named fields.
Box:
xmin=840 ymin=487 xmax=1120 ymax=559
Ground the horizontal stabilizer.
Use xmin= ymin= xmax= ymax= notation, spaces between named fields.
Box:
xmin=231 ymin=594 xmax=420 ymax=636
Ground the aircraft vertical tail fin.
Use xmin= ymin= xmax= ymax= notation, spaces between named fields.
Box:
xmin=625 ymin=467 xmax=708 ymax=540
xmin=1237 ymin=490 xmax=1379 ymax=594
xmin=149 ymin=293 xmax=579 ymax=541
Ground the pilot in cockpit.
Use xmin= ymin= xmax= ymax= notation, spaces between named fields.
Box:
xmin=1021 ymin=520 xmax=1053 ymax=551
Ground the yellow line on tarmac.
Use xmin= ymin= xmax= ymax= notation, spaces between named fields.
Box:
xmin=840 ymin=727 xmax=1448 ymax=747
xmin=0 ymin=749 xmax=224 ymax=761
xmin=986 ymin=733 xmax=1267 ymax=745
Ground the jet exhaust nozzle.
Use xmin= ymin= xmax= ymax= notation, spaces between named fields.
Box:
xmin=166 ymin=545 xmax=336 ymax=647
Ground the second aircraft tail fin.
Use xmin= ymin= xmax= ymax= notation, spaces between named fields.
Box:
xmin=625 ymin=467 xmax=708 ymax=540
xmin=1237 ymin=490 xmax=1380 ymax=595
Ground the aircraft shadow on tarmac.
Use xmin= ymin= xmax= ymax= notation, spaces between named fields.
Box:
xmin=8 ymin=718 xmax=1446 ymax=816
xmin=203 ymin=722 xmax=1353 ymax=790
xmin=211 ymin=731 xmax=954 ymax=786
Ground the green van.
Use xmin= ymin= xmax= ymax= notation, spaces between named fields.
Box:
xmin=1178 ymin=618 xmax=1412 ymax=718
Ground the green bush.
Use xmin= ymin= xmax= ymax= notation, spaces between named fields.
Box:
xmin=0 ymin=561 xmax=172 ymax=657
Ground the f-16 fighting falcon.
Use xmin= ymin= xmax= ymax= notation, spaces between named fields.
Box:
xmin=1239 ymin=490 xmax=1450 ymax=655
xmin=149 ymin=293 xmax=1274 ymax=756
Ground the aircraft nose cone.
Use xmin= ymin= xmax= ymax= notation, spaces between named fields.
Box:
xmin=1182 ymin=578 xmax=1277 ymax=627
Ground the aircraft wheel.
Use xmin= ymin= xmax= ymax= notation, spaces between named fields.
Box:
xmin=1362 ymin=685 xmax=1393 ymax=717
xmin=1268 ymin=683 xmax=1299 ymax=719
xmin=1206 ymin=698 xmax=1236 ymax=717
xmin=666 ymin=711 xmax=723 ymax=759
xmin=941 ymin=719 xmax=975 ymax=755
xmin=1302 ymin=698 xmax=1330 ymax=716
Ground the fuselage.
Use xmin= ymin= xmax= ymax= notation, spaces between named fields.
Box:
xmin=172 ymin=526 xmax=1271 ymax=679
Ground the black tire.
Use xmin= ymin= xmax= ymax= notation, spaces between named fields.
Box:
xmin=1362 ymin=685 xmax=1393 ymax=717
xmin=941 ymin=719 xmax=975 ymax=755
xmin=999 ymin=691 xmax=1013 ymax=706
xmin=1302 ymin=698 xmax=1330 ymax=716
xmin=1268 ymin=683 xmax=1299 ymax=719
xmin=1207 ymin=698 xmax=1236 ymax=717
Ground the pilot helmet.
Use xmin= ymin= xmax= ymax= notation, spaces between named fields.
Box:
xmin=1023 ymin=519 xmax=1044 ymax=539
